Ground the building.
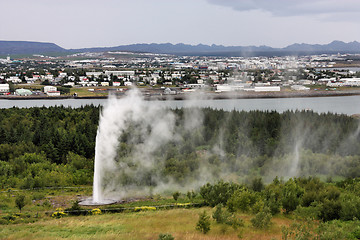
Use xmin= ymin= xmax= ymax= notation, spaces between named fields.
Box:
xmin=44 ymin=86 xmax=57 ymax=93
xmin=6 ymin=76 xmax=21 ymax=83
xmin=105 ymin=71 xmax=135 ymax=77
xmin=291 ymin=85 xmax=310 ymax=91
xmin=47 ymin=91 xmax=61 ymax=96
xmin=15 ymin=89 xmax=32 ymax=96
xmin=86 ymin=72 xmax=103 ymax=78
xmin=0 ymin=84 xmax=10 ymax=93
xmin=254 ymin=86 xmax=281 ymax=92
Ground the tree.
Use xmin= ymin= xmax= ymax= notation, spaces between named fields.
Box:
xmin=172 ymin=191 xmax=180 ymax=201
xmin=196 ymin=211 xmax=211 ymax=234
xmin=282 ymin=179 xmax=304 ymax=213
xmin=15 ymin=194 xmax=26 ymax=212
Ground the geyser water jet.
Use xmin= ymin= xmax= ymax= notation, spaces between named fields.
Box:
xmin=91 ymin=89 xmax=187 ymax=204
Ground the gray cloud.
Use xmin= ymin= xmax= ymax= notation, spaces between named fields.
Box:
xmin=207 ymin=0 xmax=360 ymax=16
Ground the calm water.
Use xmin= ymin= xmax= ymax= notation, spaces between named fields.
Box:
xmin=0 ymin=96 xmax=359 ymax=115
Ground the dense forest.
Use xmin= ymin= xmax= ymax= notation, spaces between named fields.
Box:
xmin=0 ymin=106 xmax=360 ymax=189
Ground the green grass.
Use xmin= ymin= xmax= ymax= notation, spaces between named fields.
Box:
xmin=0 ymin=207 xmax=290 ymax=240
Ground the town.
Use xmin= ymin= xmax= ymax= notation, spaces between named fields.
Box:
xmin=1 ymin=51 xmax=360 ymax=98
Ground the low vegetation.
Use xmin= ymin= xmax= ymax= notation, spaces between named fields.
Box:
xmin=1 ymin=106 xmax=360 ymax=238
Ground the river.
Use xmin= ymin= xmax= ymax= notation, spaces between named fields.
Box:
xmin=0 ymin=95 xmax=359 ymax=115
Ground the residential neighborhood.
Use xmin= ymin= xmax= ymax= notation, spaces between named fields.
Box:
xmin=1 ymin=52 xmax=360 ymax=98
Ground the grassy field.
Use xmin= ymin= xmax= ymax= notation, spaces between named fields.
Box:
xmin=0 ymin=207 xmax=291 ymax=240
xmin=0 ymin=188 xmax=293 ymax=240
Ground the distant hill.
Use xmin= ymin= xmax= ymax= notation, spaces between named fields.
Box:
xmin=0 ymin=41 xmax=65 ymax=55
xmin=71 ymin=40 xmax=360 ymax=56
xmin=71 ymin=43 xmax=278 ymax=56
xmin=284 ymin=40 xmax=360 ymax=53
xmin=1 ymin=40 xmax=360 ymax=56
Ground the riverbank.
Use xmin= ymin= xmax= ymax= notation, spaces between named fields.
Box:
xmin=1 ymin=89 xmax=360 ymax=100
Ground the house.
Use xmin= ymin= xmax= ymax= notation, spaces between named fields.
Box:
xmin=113 ymin=82 xmax=121 ymax=87
xmin=101 ymin=82 xmax=109 ymax=87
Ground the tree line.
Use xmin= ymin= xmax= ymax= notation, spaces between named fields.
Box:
xmin=0 ymin=106 xmax=360 ymax=189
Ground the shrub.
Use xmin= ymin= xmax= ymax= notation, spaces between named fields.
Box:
xmin=196 ymin=211 xmax=211 ymax=234
xmin=251 ymin=207 xmax=272 ymax=229
xmin=91 ymin=208 xmax=102 ymax=215
xmin=187 ymin=190 xmax=197 ymax=200
xmin=52 ymin=208 xmax=67 ymax=218
xmin=340 ymin=193 xmax=360 ymax=221
xmin=212 ymin=204 xmax=230 ymax=224
xmin=282 ymin=179 xmax=304 ymax=213
xmin=200 ymin=181 xmax=241 ymax=207
xmin=134 ymin=206 xmax=156 ymax=212
xmin=158 ymin=233 xmax=174 ymax=240
xmin=319 ymin=199 xmax=341 ymax=221
xmin=66 ymin=200 xmax=83 ymax=216
xmin=172 ymin=191 xmax=180 ymax=201
xmin=227 ymin=189 xmax=257 ymax=213
xmin=15 ymin=194 xmax=26 ymax=213
xmin=32 ymin=192 xmax=45 ymax=201
xmin=212 ymin=204 xmax=244 ymax=229
xmin=251 ymin=177 xmax=264 ymax=192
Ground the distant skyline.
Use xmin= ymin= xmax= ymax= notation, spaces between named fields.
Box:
xmin=1 ymin=0 xmax=360 ymax=49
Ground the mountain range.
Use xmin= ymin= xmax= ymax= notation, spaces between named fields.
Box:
xmin=1 ymin=40 xmax=360 ymax=57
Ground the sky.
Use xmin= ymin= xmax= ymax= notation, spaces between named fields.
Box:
xmin=1 ymin=0 xmax=360 ymax=49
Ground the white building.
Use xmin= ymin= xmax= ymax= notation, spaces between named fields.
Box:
xmin=291 ymin=85 xmax=310 ymax=91
xmin=44 ymin=86 xmax=57 ymax=93
xmin=86 ymin=72 xmax=103 ymax=78
xmin=0 ymin=84 xmax=10 ymax=93
xmin=216 ymin=84 xmax=244 ymax=92
xmin=105 ymin=71 xmax=135 ymax=77
xmin=254 ymin=86 xmax=281 ymax=92
xmin=63 ymin=82 xmax=75 ymax=87
xmin=47 ymin=91 xmax=61 ymax=96
xmin=124 ymin=81 xmax=132 ymax=86
xmin=6 ymin=76 xmax=21 ymax=83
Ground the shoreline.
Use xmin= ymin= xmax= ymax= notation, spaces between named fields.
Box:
xmin=1 ymin=90 xmax=360 ymax=101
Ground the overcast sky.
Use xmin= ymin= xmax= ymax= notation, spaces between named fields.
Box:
xmin=1 ymin=0 xmax=360 ymax=49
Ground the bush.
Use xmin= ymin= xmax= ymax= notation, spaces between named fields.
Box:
xmin=212 ymin=204 xmax=230 ymax=224
xmin=158 ymin=233 xmax=174 ymax=240
xmin=32 ymin=192 xmax=45 ymax=201
xmin=91 ymin=208 xmax=102 ymax=215
xmin=186 ymin=190 xmax=197 ymax=200
xmin=196 ymin=211 xmax=211 ymax=234
xmin=172 ymin=191 xmax=180 ymax=201
xmin=319 ymin=199 xmax=341 ymax=221
xmin=212 ymin=204 xmax=244 ymax=229
xmin=15 ymin=194 xmax=26 ymax=213
xmin=227 ymin=189 xmax=257 ymax=213
xmin=134 ymin=206 xmax=156 ymax=212
xmin=251 ymin=207 xmax=272 ymax=229
xmin=66 ymin=200 xmax=83 ymax=216
xmin=52 ymin=208 xmax=67 ymax=218
xmin=340 ymin=193 xmax=360 ymax=220
xmin=282 ymin=179 xmax=304 ymax=213
xmin=200 ymin=181 xmax=241 ymax=207
xmin=251 ymin=177 xmax=264 ymax=192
